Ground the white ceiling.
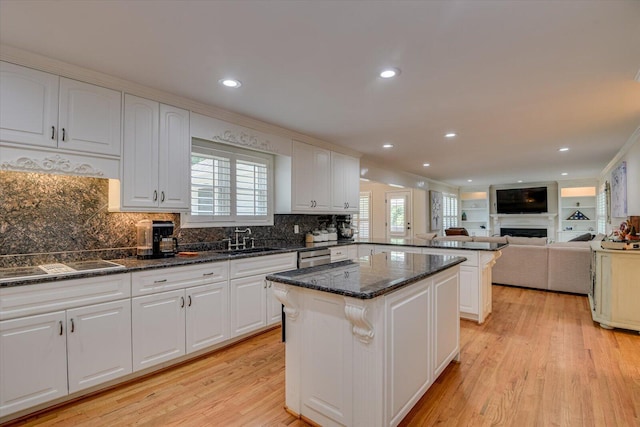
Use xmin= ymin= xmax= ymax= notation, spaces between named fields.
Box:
xmin=1 ymin=0 xmax=639 ymax=187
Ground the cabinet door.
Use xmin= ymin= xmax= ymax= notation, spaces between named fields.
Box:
xmin=331 ymin=152 xmax=359 ymax=212
xmin=58 ymin=78 xmax=121 ymax=156
xmin=0 ymin=61 xmax=59 ymax=148
xmin=458 ymin=266 xmax=478 ymax=317
xmin=132 ymin=289 xmax=185 ymax=371
xmin=230 ymin=276 xmax=267 ymax=337
xmin=292 ymin=141 xmax=331 ymax=212
xmin=186 ymin=283 xmax=229 ymax=353
xmin=432 ymin=271 xmax=460 ymax=379
xmin=0 ymin=311 xmax=67 ymax=417
xmin=122 ymin=94 xmax=160 ymax=209
xmin=66 ymin=299 xmax=132 ymax=393
xmin=266 ymin=282 xmax=282 ymax=326
xmin=158 ymin=104 xmax=190 ymax=210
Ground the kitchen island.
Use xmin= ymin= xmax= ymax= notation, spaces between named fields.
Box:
xmin=266 ymin=252 xmax=465 ymax=427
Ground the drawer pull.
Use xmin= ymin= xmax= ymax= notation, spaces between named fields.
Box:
xmin=154 ymin=279 xmax=167 ymax=283
xmin=202 ymin=272 xmax=214 ymax=276
xmin=51 ymin=126 xmax=55 ymax=140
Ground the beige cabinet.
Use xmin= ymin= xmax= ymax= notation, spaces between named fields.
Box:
xmin=110 ymin=94 xmax=190 ymax=212
xmin=1 ymin=61 xmax=122 ymax=156
xmin=589 ymin=243 xmax=640 ymax=332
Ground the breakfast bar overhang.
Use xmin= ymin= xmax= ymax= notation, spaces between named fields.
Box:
xmin=266 ymin=252 xmax=466 ymax=427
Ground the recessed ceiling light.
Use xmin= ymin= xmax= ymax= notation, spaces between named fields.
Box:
xmin=558 ymin=147 xmax=569 ymax=152
xmin=445 ymin=133 xmax=457 ymax=138
xmin=382 ymin=143 xmax=394 ymax=149
xmin=517 ymin=180 xmax=523 ymax=183
xmin=379 ymin=68 xmax=400 ymax=79
xmin=561 ymin=172 xmax=568 ymax=176
xmin=423 ymin=163 xmax=430 ymax=167
xmin=219 ymin=78 xmax=242 ymax=88
xmin=467 ymin=179 xmax=473 ymax=182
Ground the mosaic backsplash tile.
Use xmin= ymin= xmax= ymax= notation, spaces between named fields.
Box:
xmin=0 ymin=171 xmax=348 ymax=267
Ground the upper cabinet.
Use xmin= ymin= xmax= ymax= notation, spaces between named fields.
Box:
xmin=291 ymin=141 xmax=332 ymax=212
xmin=0 ymin=61 xmax=121 ymax=157
xmin=276 ymin=140 xmax=360 ymax=214
xmin=331 ymin=152 xmax=359 ymax=213
xmin=109 ymin=94 xmax=190 ymax=212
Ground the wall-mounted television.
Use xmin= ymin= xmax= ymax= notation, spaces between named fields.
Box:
xmin=496 ymin=187 xmax=548 ymax=214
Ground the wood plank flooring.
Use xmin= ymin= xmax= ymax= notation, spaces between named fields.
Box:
xmin=5 ymin=285 xmax=639 ymax=427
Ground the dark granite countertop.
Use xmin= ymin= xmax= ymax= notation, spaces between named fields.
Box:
xmin=266 ymin=252 xmax=466 ymax=299
xmin=0 ymin=240 xmax=357 ymax=287
xmin=358 ymin=238 xmax=507 ymax=251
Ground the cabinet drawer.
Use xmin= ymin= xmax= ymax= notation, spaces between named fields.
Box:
xmin=132 ymin=262 xmax=228 ymax=297
xmin=330 ymin=247 xmax=350 ymax=262
xmin=422 ymin=249 xmax=478 ymax=267
xmin=230 ymin=253 xmax=297 ymax=279
xmin=0 ymin=274 xmax=131 ymax=321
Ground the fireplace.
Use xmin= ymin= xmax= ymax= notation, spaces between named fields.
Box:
xmin=500 ymin=228 xmax=547 ymax=238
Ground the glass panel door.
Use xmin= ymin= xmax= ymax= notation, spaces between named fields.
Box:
xmin=386 ymin=191 xmax=411 ymax=238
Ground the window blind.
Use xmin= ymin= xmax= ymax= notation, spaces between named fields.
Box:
xmin=356 ymin=191 xmax=371 ymax=239
xmin=442 ymin=193 xmax=459 ymax=232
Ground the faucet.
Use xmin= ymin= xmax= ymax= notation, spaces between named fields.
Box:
xmin=232 ymin=227 xmax=252 ymax=249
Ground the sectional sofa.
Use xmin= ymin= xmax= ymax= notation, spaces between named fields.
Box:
xmin=419 ymin=234 xmax=592 ymax=294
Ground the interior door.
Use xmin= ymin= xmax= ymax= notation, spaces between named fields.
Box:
xmin=386 ymin=191 xmax=412 ymax=238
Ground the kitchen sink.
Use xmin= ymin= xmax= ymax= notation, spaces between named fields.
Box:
xmin=0 ymin=260 xmax=125 ymax=283
xmin=215 ymin=247 xmax=280 ymax=256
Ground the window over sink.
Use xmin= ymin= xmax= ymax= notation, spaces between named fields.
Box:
xmin=181 ymin=139 xmax=274 ymax=227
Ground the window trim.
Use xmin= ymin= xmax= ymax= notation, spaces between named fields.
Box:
xmin=181 ymin=139 xmax=274 ymax=228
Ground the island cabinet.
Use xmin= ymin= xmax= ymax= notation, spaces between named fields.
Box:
xmin=131 ymin=262 xmax=229 ymax=371
xmin=589 ymin=242 xmax=640 ymax=332
xmin=229 ymin=253 xmax=297 ymax=337
xmin=0 ymin=274 xmax=131 ymax=418
xmin=268 ymin=253 xmax=463 ymax=427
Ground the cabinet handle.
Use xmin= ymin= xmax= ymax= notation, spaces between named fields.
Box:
xmin=161 ymin=191 xmax=165 ymax=202
xmin=268 ymin=282 xmax=272 ymax=288
xmin=180 ymin=296 xmax=185 ymax=308
xmin=310 ymin=200 xmax=314 ymax=208
xmin=70 ymin=318 xmax=75 ymax=333
xmin=153 ymin=190 xmax=158 ymax=201
xmin=59 ymin=321 xmax=63 ymax=336
xmin=154 ymin=279 xmax=167 ymax=283
xmin=202 ymin=272 xmax=214 ymax=277
xmin=188 ymin=295 xmax=192 ymax=307
xmin=61 ymin=128 xmax=66 ymax=141
xmin=51 ymin=126 xmax=55 ymax=140
xmin=346 ymin=202 xmax=349 ymax=208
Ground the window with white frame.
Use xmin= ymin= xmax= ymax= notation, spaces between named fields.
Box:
xmin=354 ymin=191 xmax=371 ymax=239
xmin=442 ymin=193 xmax=459 ymax=233
xmin=597 ymin=184 xmax=606 ymax=234
xmin=183 ymin=140 xmax=273 ymax=227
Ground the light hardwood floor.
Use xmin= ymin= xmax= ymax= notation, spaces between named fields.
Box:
xmin=5 ymin=285 xmax=640 ymax=427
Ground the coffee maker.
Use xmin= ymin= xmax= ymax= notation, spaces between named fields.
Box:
xmin=136 ymin=220 xmax=178 ymax=259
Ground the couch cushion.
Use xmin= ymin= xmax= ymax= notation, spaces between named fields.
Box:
xmin=569 ymin=232 xmax=593 ymax=242
xmin=549 ymin=241 xmax=591 ymax=248
xmin=492 ymin=245 xmax=548 ymax=289
xmin=473 ymin=236 xmax=508 ymax=244
xmin=506 ymin=236 xmax=547 ymax=246
xmin=415 ymin=232 xmax=438 ymax=241
xmin=547 ymin=246 xmax=591 ymax=294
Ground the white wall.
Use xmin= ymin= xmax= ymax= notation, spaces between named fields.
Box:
xmin=599 ymin=127 xmax=640 ymax=230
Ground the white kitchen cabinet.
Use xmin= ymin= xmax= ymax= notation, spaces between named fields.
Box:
xmin=186 ymin=282 xmax=229 ymax=353
xmin=0 ymin=61 xmax=121 ymax=156
xmin=111 ymin=94 xmax=189 ymax=212
xmin=131 ymin=262 xmax=230 ymax=371
xmin=331 ymin=152 xmax=360 ymax=212
xmin=0 ymin=298 xmax=132 ymax=417
xmin=0 ymin=311 xmax=67 ymax=417
xmin=330 ymin=245 xmax=358 ymax=262
xmin=230 ymin=252 xmax=297 ymax=337
xmin=132 ymin=289 xmax=186 ymax=371
xmin=66 ymin=299 xmax=132 ymax=393
xmin=230 ymin=275 xmax=268 ymax=336
xmin=291 ymin=140 xmax=331 ymax=212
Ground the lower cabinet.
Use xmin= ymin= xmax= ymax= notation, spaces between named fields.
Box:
xmin=0 ymin=299 xmax=132 ymax=417
xmin=229 ymin=253 xmax=297 ymax=338
xmin=132 ymin=282 xmax=228 ymax=371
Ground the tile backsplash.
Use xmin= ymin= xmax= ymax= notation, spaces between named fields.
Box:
xmin=0 ymin=171 xmax=344 ymax=267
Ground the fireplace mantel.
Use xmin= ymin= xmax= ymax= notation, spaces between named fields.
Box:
xmin=490 ymin=213 xmax=558 ymax=239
